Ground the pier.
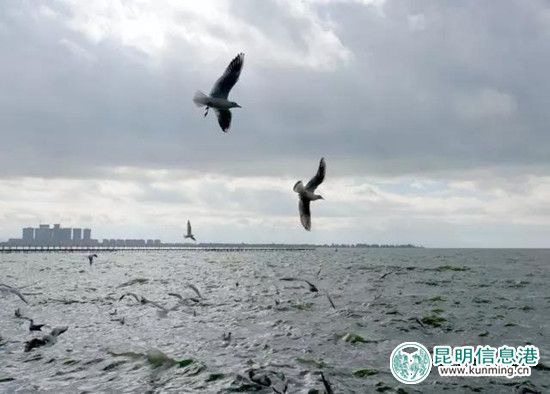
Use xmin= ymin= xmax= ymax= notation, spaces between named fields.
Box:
xmin=0 ymin=245 xmax=315 ymax=253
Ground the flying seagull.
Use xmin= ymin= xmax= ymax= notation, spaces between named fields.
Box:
xmin=167 ymin=293 xmax=200 ymax=304
xmin=193 ymin=53 xmax=244 ymax=132
xmin=119 ymin=292 xmax=171 ymax=315
xmin=293 ymin=157 xmax=326 ymax=231
xmin=0 ymin=283 xmax=29 ymax=304
xmin=280 ymin=277 xmax=319 ymax=293
xmin=184 ymin=220 xmax=196 ymax=242
xmin=87 ymin=254 xmax=98 ymax=266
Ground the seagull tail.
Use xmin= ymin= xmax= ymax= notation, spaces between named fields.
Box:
xmin=193 ymin=91 xmax=209 ymax=107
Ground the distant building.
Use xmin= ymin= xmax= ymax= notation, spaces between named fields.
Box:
xmin=51 ymin=224 xmax=62 ymax=242
xmin=35 ymin=224 xmax=52 ymax=243
xmin=2 ymin=224 xmax=167 ymax=248
xmin=73 ymin=228 xmax=82 ymax=243
xmin=83 ymin=229 xmax=91 ymax=243
xmin=22 ymin=228 xmax=34 ymax=242
xmin=60 ymin=228 xmax=72 ymax=243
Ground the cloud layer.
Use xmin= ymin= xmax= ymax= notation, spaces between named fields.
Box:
xmin=0 ymin=0 xmax=549 ymax=246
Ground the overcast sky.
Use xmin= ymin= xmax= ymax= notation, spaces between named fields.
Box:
xmin=0 ymin=0 xmax=549 ymax=247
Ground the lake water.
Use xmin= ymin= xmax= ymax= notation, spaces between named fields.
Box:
xmin=1 ymin=248 xmax=549 ymax=393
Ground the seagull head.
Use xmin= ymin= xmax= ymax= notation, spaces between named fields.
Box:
xmin=314 ymin=194 xmax=324 ymax=200
xmin=230 ymin=101 xmax=241 ymax=108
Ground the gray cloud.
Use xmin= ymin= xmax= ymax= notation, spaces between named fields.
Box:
xmin=0 ymin=0 xmax=548 ymax=180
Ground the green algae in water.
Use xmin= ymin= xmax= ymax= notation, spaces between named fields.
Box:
xmin=178 ymin=359 xmax=194 ymax=368
xmin=421 ymin=314 xmax=447 ymax=327
xmin=341 ymin=333 xmax=368 ymax=344
xmin=206 ymin=373 xmax=226 ymax=382
xmin=353 ymin=368 xmax=379 ymax=377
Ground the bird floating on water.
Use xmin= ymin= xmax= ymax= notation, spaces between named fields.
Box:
xmin=193 ymin=53 xmax=244 ymax=132
xmin=184 ymin=220 xmax=196 ymax=241
xmin=28 ymin=318 xmax=46 ymax=332
xmin=87 ymin=254 xmax=98 ymax=266
xmin=24 ymin=326 xmax=68 ymax=352
xmin=293 ymin=158 xmax=326 ymax=231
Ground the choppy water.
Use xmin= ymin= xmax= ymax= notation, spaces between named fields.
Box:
xmin=1 ymin=248 xmax=549 ymax=393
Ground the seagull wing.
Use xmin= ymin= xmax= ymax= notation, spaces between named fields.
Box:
xmin=119 ymin=292 xmax=141 ymax=303
xmin=299 ymin=197 xmax=311 ymax=231
xmin=209 ymin=53 xmax=244 ymax=99
xmin=168 ymin=292 xmax=184 ymax=301
xmin=185 ymin=283 xmax=203 ymax=299
xmin=214 ymin=109 xmax=232 ymax=132
xmin=305 ymin=157 xmax=326 ymax=192
xmin=50 ymin=326 xmax=69 ymax=337
xmin=293 ymin=181 xmax=305 ymax=193
xmin=187 ymin=220 xmax=192 ymax=236
xmin=144 ymin=299 xmax=168 ymax=312
xmin=326 ymin=293 xmax=336 ymax=309
xmin=304 ymin=279 xmax=318 ymax=292
xmin=0 ymin=283 xmax=29 ymax=304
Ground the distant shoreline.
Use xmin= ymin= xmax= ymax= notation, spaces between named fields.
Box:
xmin=0 ymin=242 xmax=421 ymax=249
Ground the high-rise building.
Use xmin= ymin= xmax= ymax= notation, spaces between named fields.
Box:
xmin=22 ymin=228 xmax=34 ymax=242
xmin=35 ymin=224 xmax=52 ymax=243
xmin=60 ymin=228 xmax=72 ymax=242
xmin=83 ymin=228 xmax=91 ymax=243
xmin=52 ymin=224 xmax=62 ymax=242
xmin=73 ymin=228 xmax=82 ymax=243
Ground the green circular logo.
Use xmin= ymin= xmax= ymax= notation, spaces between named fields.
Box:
xmin=390 ymin=342 xmax=432 ymax=384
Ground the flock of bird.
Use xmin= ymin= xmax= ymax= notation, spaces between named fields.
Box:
xmin=0 ymin=52 xmax=335 ymax=393
xmin=187 ymin=52 xmax=326 ymax=241
xmin=1 ymin=239 xmax=339 ymax=393
xmin=1 ymin=283 xmax=68 ymax=352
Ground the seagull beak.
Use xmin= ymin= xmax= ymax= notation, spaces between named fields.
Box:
xmin=236 ymin=104 xmax=242 ymax=108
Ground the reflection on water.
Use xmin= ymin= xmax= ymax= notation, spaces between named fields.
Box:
xmin=1 ymin=249 xmax=549 ymax=393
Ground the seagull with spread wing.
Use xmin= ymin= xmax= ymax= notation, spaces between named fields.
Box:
xmin=293 ymin=158 xmax=326 ymax=231
xmin=0 ymin=283 xmax=29 ymax=304
xmin=184 ymin=220 xmax=196 ymax=242
xmin=193 ymin=53 xmax=244 ymax=132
